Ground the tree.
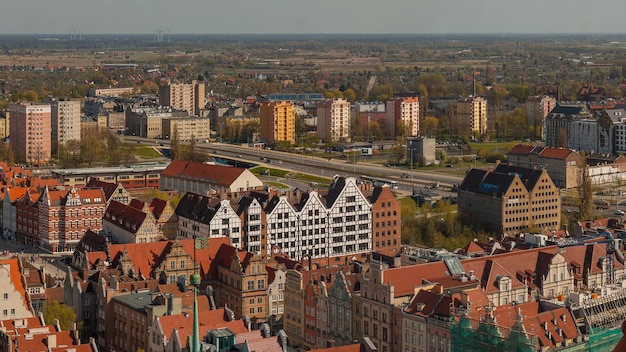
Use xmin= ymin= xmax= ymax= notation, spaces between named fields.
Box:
xmin=576 ymin=152 xmax=594 ymax=222
xmin=42 ymin=301 xmax=76 ymax=331
xmin=421 ymin=117 xmax=439 ymax=137
xmin=343 ymin=88 xmax=356 ymax=102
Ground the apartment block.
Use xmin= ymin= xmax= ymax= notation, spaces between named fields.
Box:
xmin=50 ymin=99 xmax=81 ymax=148
xmin=162 ymin=115 xmax=211 ymax=142
xmin=158 ymin=80 xmax=205 ymax=116
xmin=525 ymin=95 xmax=556 ymax=140
xmin=260 ymin=101 xmax=296 ymax=144
xmin=387 ymin=96 xmax=419 ymax=137
xmin=317 ymin=98 xmax=351 ymax=143
xmin=9 ymin=102 xmax=52 ymax=165
xmin=0 ymin=110 xmax=9 ymax=139
xmin=455 ymin=96 xmax=487 ymax=137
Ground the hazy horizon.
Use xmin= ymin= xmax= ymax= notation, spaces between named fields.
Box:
xmin=2 ymin=0 xmax=626 ymax=36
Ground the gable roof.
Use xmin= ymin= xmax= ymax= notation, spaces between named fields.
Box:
xmin=103 ymin=200 xmax=148 ymax=234
xmin=162 ymin=160 xmax=246 ymax=187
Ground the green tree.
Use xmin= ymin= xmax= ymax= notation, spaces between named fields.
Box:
xmin=42 ymin=301 xmax=76 ymax=331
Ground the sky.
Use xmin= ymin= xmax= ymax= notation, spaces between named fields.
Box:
xmin=1 ymin=0 xmax=626 ymax=35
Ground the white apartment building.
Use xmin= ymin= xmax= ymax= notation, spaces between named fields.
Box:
xmin=317 ymin=99 xmax=351 ymax=142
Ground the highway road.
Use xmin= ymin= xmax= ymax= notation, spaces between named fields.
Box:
xmin=122 ymin=136 xmax=465 ymax=192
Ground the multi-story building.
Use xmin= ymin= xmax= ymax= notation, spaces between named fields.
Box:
xmin=407 ymin=136 xmax=436 ymax=167
xmin=0 ymin=258 xmax=35 ymax=320
xmin=126 ymin=107 xmax=184 ymax=139
xmin=50 ymin=99 xmax=81 ymax=149
xmin=176 ymin=193 xmax=243 ymax=248
xmin=387 ymin=96 xmax=419 ymax=137
xmin=162 ymin=116 xmax=211 ymax=142
xmin=88 ymin=87 xmax=135 ymax=97
xmin=455 ymin=96 xmax=487 ymax=137
xmin=173 ymin=176 xmax=400 ymax=264
xmin=158 ymin=80 xmax=205 ymax=116
xmin=105 ymin=109 xmax=127 ymax=134
xmin=458 ymin=164 xmax=561 ymax=234
xmin=102 ymin=200 xmax=164 ymax=244
xmin=544 ymin=102 xmax=592 ymax=149
xmin=260 ymin=101 xmax=296 ymax=144
xmin=37 ymin=186 xmax=106 ymax=253
xmin=52 ymin=163 xmax=167 ymax=189
xmin=525 ymin=95 xmax=556 ymax=140
xmin=160 ymin=159 xmax=263 ymax=194
xmin=9 ymin=103 xmax=52 ymax=165
xmin=506 ymin=144 xmax=584 ymax=189
xmin=215 ymin=244 xmax=269 ymax=328
xmin=355 ymin=102 xmax=387 ymax=137
xmin=266 ymin=264 xmax=286 ymax=332
xmin=0 ymin=110 xmax=9 ymax=139
xmin=317 ymin=98 xmax=351 ymax=143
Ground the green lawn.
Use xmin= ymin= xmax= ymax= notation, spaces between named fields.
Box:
xmin=122 ymin=144 xmax=163 ymax=159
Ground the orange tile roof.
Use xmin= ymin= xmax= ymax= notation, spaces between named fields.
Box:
xmin=14 ymin=330 xmax=77 ymax=352
xmin=538 ymin=147 xmax=576 ymax=160
xmin=382 ymin=261 xmax=449 ymax=297
xmin=0 ymin=316 xmax=44 ymax=334
xmin=158 ymin=309 xmax=248 ymax=346
xmin=507 ymin=144 xmax=536 ymax=155
xmin=235 ymin=330 xmax=285 ymax=352
xmin=313 ymin=343 xmax=364 ymax=352
xmin=0 ymin=258 xmax=31 ymax=312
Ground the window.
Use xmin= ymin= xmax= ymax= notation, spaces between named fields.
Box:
xmin=2 ymin=293 xmax=7 ymax=300
xmin=248 ymin=281 xmax=254 ymax=290
xmin=257 ymin=280 xmax=265 ymax=289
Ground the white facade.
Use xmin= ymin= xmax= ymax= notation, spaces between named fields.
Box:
xmin=317 ymin=99 xmax=351 ymax=142
xmin=178 ymin=200 xmax=243 ymax=249
xmin=242 ymin=198 xmax=263 ymax=254
xmin=264 ymin=178 xmax=371 ymax=261
xmin=51 ymin=99 xmax=81 ymax=145
xmin=0 ymin=260 xmax=34 ymax=319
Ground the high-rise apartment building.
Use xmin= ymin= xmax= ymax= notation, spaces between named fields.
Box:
xmin=9 ymin=103 xmax=52 ymax=165
xmin=456 ymin=96 xmax=487 ymax=137
xmin=317 ymin=99 xmax=351 ymax=142
xmin=158 ymin=80 xmax=205 ymax=116
xmin=387 ymin=97 xmax=419 ymax=137
xmin=525 ymin=95 xmax=556 ymax=140
xmin=51 ymin=99 xmax=81 ymax=148
xmin=259 ymin=101 xmax=296 ymax=144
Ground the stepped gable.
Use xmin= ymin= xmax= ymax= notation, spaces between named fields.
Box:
xmin=0 ymin=258 xmax=30 ymax=310
xmin=108 ymin=241 xmax=170 ymax=278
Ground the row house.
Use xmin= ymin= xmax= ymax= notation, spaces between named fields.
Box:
xmin=215 ymin=244 xmax=269 ymax=329
xmin=1 ymin=187 xmax=29 ymax=240
xmin=360 ymin=242 xmax=625 ymax=351
xmin=85 ymin=179 xmax=132 ymax=205
xmin=266 ymin=264 xmax=287 ymax=332
xmin=176 ymin=193 xmax=243 ymax=248
xmin=37 ymin=186 xmax=106 ymax=253
xmin=284 ymin=264 xmax=359 ymax=350
xmin=0 ymin=259 xmax=35 ymax=321
xmin=175 ymin=176 xmax=401 ymax=265
xmin=102 ymin=200 xmax=163 ymax=244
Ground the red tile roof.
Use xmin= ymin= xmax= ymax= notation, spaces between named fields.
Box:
xmin=14 ymin=330 xmax=78 ymax=352
xmin=158 ymin=309 xmax=249 ymax=346
xmin=235 ymin=330 xmax=285 ymax=352
xmin=162 ymin=159 xmax=247 ymax=187
xmin=0 ymin=258 xmax=31 ymax=312
xmin=538 ymin=147 xmax=576 ymax=160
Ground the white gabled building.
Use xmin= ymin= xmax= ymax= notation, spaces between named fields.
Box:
xmin=175 ymin=193 xmax=243 ymax=249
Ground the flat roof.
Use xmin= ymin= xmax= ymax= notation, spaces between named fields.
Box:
xmin=52 ymin=162 xmax=170 ymax=176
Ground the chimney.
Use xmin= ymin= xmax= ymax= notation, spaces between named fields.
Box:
xmin=47 ymin=334 xmax=57 ymax=349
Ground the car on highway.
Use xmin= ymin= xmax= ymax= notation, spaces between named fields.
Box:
xmin=616 ymin=209 xmax=625 ymax=216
